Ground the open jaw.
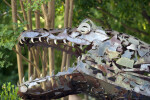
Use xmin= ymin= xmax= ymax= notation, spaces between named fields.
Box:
xmin=18 ymin=19 xmax=110 ymax=57
xmin=17 ymin=19 xmax=150 ymax=99
xmin=18 ymin=28 xmax=93 ymax=57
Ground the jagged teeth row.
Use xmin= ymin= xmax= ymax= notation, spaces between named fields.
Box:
xmin=19 ymin=28 xmax=91 ymax=46
xmin=22 ymin=76 xmax=33 ymax=83
xmin=20 ymin=38 xmax=84 ymax=49
xmin=20 ymin=38 xmax=67 ymax=44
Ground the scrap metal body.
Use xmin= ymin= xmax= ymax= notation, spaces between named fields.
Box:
xmin=18 ymin=19 xmax=150 ymax=99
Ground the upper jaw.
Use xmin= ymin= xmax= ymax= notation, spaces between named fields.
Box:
xmin=18 ymin=28 xmax=109 ymax=57
xmin=19 ymin=27 xmax=109 ymax=44
xmin=18 ymin=28 xmax=90 ymax=45
xmin=18 ymin=19 xmax=109 ymax=48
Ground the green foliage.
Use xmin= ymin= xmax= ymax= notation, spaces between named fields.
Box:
xmin=0 ymin=24 xmax=14 ymax=50
xmin=0 ymin=82 xmax=21 ymax=100
xmin=0 ymin=0 xmax=150 ymax=91
xmin=0 ymin=22 xmax=26 ymax=50
xmin=74 ymin=0 xmax=150 ymax=43
xmin=0 ymin=51 xmax=12 ymax=68
xmin=0 ymin=21 xmax=26 ymax=70
xmin=24 ymin=0 xmax=50 ymax=11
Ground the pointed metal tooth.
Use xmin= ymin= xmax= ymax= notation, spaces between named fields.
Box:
xmin=40 ymin=74 xmax=43 ymax=78
xmin=39 ymin=37 xmax=42 ymax=42
xmin=63 ymin=39 xmax=67 ymax=44
xmin=62 ymin=66 xmax=66 ymax=72
xmin=19 ymin=40 xmax=23 ymax=44
xmin=22 ymin=37 xmax=25 ymax=41
xmin=80 ymin=45 xmax=83 ymax=49
xmin=31 ymin=38 xmax=34 ymax=43
xmin=47 ymin=38 xmax=49 ymax=43
xmin=72 ymin=43 xmax=74 ymax=47
xmin=54 ymin=39 xmax=57 ymax=45
xmin=29 ymin=76 xmax=33 ymax=81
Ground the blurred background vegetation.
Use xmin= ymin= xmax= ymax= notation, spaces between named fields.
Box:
xmin=0 ymin=0 xmax=150 ymax=92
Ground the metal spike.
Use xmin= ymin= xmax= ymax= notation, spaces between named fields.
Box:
xmin=80 ymin=45 xmax=83 ymax=49
xmin=31 ymin=38 xmax=34 ymax=43
xmin=54 ymin=39 xmax=57 ymax=45
xmin=22 ymin=37 xmax=25 ymax=41
xmin=63 ymin=39 xmax=67 ymax=44
xmin=39 ymin=37 xmax=42 ymax=42
xmin=40 ymin=74 xmax=43 ymax=78
xmin=19 ymin=40 xmax=23 ymax=44
xmin=29 ymin=76 xmax=33 ymax=81
xmin=47 ymin=38 xmax=49 ymax=43
xmin=62 ymin=66 xmax=66 ymax=72
xmin=72 ymin=43 xmax=74 ymax=47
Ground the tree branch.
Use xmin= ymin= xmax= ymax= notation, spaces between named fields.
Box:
xmin=3 ymin=0 xmax=23 ymax=23
xmin=34 ymin=10 xmax=44 ymax=19
xmin=41 ymin=4 xmax=48 ymax=21
xmin=19 ymin=0 xmax=29 ymax=29
xmin=11 ymin=0 xmax=24 ymax=84
xmin=48 ymin=0 xmax=55 ymax=78
xmin=142 ymin=10 xmax=150 ymax=25
xmin=12 ymin=48 xmax=41 ymax=76
xmin=96 ymin=7 xmax=149 ymax=35
xmin=33 ymin=3 xmax=41 ymax=80
xmin=66 ymin=0 xmax=74 ymax=71
xmin=61 ymin=0 xmax=70 ymax=73
xmin=87 ymin=16 xmax=105 ymax=26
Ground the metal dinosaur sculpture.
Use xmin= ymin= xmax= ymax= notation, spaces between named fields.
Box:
xmin=17 ymin=19 xmax=150 ymax=100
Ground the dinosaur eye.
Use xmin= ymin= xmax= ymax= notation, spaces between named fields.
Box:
xmin=77 ymin=23 xmax=91 ymax=34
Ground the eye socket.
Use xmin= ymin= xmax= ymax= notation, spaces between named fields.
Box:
xmin=77 ymin=23 xmax=91 ymax=34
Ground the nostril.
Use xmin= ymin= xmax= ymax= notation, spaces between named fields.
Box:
xmin=78 ymin=34 xmax=82 ymax=37
xmin=82 ymin=25 xmax=88 ymax=28
xmin=20 ymin=85 xmax=28 ymax=93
